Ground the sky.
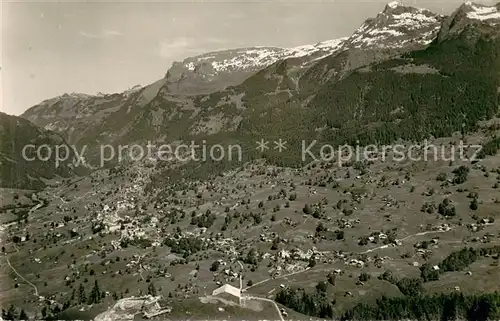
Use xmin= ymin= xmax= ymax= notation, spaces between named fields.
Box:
xmin=1 ymin=0 xmax=498 ymax=115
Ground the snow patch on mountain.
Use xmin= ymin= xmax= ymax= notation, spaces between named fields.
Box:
xmin=170 ymin=37 xmax=347 ymax=77
xmin=345 ymin=4 xmax=442 ymax=49
xmin=465 ymin=2 xmax=500 ymax=21
xmin=288 ymin=38 xmax=347 ymax=57
xmin=209 ymin=48 xmax=281 ymax=72
xmin=392 ymin=11 xmax=442 ymax=27
xmin=437 ymin=2 xmax=500 ymax=43
xmin=369 ymin=28 xmax=405 ymax=37
xmin=123 ymin=85 xmax=143 ymax=97
xmin=387 ymin=1 xmax=402 ymax=9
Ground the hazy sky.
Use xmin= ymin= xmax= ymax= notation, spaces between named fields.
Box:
xmin=1 ymin=0 xmax=497 ymax=115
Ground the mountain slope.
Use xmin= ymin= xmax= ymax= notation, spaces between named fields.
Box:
xmin=234 ymin=1 xmax=500 ymax=161
xmin=297 ymin=2 xmax=444 ymax=98
xmin=437 ymin=1 xmax=500 ymax=42
xmin=20 ymin=38 xmax=346 ymax=157
xmin=343 ymin=1 xmax=443 ymax=50
xmin=0 ymin=112 xmax=81 ymax=189
xmin=163 ymin=38 xmax=347 ymax=95
xmin=19 ymin=2 xmax=500 ymax=172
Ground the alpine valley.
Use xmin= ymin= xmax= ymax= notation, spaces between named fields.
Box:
xmin=2 ymin=2 xmax=500 ymax=321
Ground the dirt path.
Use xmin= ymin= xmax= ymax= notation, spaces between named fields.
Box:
xmin=244 ymin=267 xmax=311 ymax=291
xmin=5 ymin=256 xmax=39 ymax=297
xmin=27 ymin=200 xmax=44 ymax=215
xmin=245 ymin=295 xmax=284 ymax=321
xmin=359 ymin=229 xmax=453 ymax=254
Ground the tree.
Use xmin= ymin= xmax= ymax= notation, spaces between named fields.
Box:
xmin=379 ymin=270 xmax=395 ymax=282
xmin=41 ymin=306 xmax=47 ymax=318
xmin=441 ymin=295 xmax=458 ymax=321
xmin=359 ymin=272 xmax=370 ymax=282
xmin=436 ymin=172 xmax=447 ymax=181
xmin=3 ymin=305 xmax=16 ymax=320
xmin=452 ymin=166 xmax=469 ymax=184
xmin=439 ymin=247 xmax=478 ymax=272
xmin=316 ymin=281 xmax=328 ymax=293
xmin=275 ymin=287 xmax=334 ymax=318
xmin=243 ymin=248 xmax=258 ymax=265
xmin=210 ymin=261 xmax=220 ymax=272
xmin=19 ymin=309 xmax=28 ymax=320
xmin=148 ymin=282 xmax=157 ymax=296
xmin=271 ymin=238 xmax=279 ymax=250
xmin=359 ymin=236 xmax=369 ymax=246
xmin=470 ymin=198 xmax=479 ymax=210
xmin=438 ymin=199 xmax=456 ymax=217
xmin=396 ymin=278 xmax=423 ymax=297
xmin=87 ymin=280 xmax=101 ymax=304
xmin=78 ymin=283 xmax=87 ymax=304
xmin=316 ymin=223 xmax=327 ymax=233
xmin=342 ymin=292 xmax=500 ymax=321
xmin=420 ymin=264 xmax=440 ymax=282
xmin=327 ymin=272 xmax=337 ymax=286
xmin=308 ymin=256 xmax=316 ymax=268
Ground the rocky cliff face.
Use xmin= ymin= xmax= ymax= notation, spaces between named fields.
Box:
xmin=343 ymin=1 xmax=443 ymax=50
xmin=296 ymin=2 xmax=444 ymax=97
xmin=437 ymin=1 xmax=500 ymax=43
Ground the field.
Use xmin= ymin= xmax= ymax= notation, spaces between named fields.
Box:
xmin=2 ymin=127 xmax=500 ymax=320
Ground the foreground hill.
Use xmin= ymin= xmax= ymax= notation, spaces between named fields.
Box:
xmin=2 ymin=122 xmax=500 ymax=320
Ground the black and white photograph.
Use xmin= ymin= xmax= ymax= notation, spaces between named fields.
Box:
xmin=1 ymin=0 xmax=500 ymax=320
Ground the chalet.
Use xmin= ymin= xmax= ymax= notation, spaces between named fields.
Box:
xmin=212 ymin=284 xmax=241 ymax=304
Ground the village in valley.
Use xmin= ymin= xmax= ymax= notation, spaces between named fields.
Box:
xmin=2 ymin=130 xmax=500 ymax=320
xmin=2 ymin=0 xmax=500 ymax=319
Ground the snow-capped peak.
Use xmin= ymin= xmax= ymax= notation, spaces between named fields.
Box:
xmin=286 ymin=38 xmax=348 ymax=58
xmin=65 ymin=92 xmax=92 ymax=99
xmin=167 ymin=37 xmax=348 ymax=77
xmin=39 ymin=92 xmax=93 ymax=104
xmin=123 ymin=84 xmax=143 ymax=96
xmin=345 ymin=3 xmax=442 ymax=49
xmin=387 ymin=1 xmax=402 ymax=9
xmin=463 ymin=2 xmax=500 ymax=22
xmin=436 ymin=2 xmax=500 ymax=43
